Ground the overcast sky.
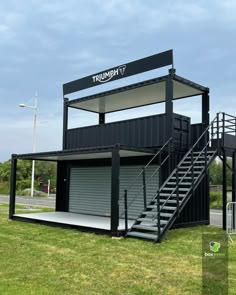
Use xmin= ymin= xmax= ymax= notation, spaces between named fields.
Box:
xmin=0 ymin=0 xmax=236 ymax=161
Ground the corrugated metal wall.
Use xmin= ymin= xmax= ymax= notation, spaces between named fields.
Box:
xmin=174 ymin=174 xmax=209 ymax=227
xmin=68 ymin=165 xmax=159 ymax=218
xmin=65 ymin=113 xmax=190 ymax=150
xmin=119 ymin=165 xmax=159 ymax=219
xmin=69 ymin=166 xmax=111 ymax=216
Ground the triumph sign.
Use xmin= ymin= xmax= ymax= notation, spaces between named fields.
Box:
xmin=63 ymin=49 xmax=173 ymax=95
xmin=92 ymin=65 xmax=126 ymax=83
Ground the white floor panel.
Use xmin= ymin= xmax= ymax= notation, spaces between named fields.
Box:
xmin=14 ymin=212 xmax=135 ymax=231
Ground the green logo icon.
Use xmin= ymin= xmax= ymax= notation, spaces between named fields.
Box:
xmin=209 ymin=241 xmax=221 ymax=253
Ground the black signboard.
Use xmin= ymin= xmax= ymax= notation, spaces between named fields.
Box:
xmin=63 ymin=49 xmax=173 ymax=95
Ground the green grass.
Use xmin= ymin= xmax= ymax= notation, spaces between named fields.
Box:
xmin=0 ymin=203 xmax=235 ymax=294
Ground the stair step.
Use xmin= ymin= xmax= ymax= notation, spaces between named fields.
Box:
xmin=162 ymin=187 xmax=189 ymax=191
xmin=160 ymin=199 xmax=179 ymax=204
xmin=143 ymin=211 xmax=172 ymax=217
xmin=147 ymin=205 xmax=176 ymax=210
xmin=183 ymin=161 xmax=206 ymax=164
xmin=137 ymin=218 xmax=168 ymax=224
xmin=132 ymin=224 xmax=160 ymax=231
xmin=177 ymin=171 xmax=201 ymax=174
xmin=178 ymin=166 xmax=204 ymax=170
xmin=126 ymin=231 xmax=157 ymax=240
xmin=166 ymin=182 xmax=192 ymax=185
xmin=186 ymin=156 xmax=211 ymax=160
xmin=170 ymin=176 xmax=197 ymax=180
xmin=160 ymin=193 xmax=185 ymax=197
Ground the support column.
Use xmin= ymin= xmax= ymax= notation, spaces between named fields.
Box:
xmin=110 ymin=147 xmax=120 ymax=236
xmin=222 ymin=150 xmax=227 ymax=230
xmin=202 ymin=92 xmax=210 ymax=126
xmin=99 ymin=113 xmax=105 ymax=125
xmin=232 ymin=151 xmax=236 ymax=203
xmin=9 ymin=155 xmax=17 ymax=219
xmin=232 ymin=151 xmax=236 ymax=229
xmin=62 ymin=97 xmax=69 ymax=150
xmin=165 ymin=74 xmax=173 ymax=141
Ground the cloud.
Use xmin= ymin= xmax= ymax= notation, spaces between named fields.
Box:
xmin=0 ymin=0 xmax=236 ymax=162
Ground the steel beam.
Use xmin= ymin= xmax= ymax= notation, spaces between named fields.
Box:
xmin=62 ymin=97 xmax=69 ymax=149
xmin=9 ymin=156 xmax=17 ymax=219
xmin=110 ymin=147 xmax=120 ymax=236
xmin=222 ymin=151 xmax=227 ymax=230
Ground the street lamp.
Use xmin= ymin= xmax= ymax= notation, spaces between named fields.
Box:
xmin=19 ymin=93 xmax=37 ymax=197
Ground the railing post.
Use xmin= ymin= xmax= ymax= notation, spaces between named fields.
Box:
xmin=124 ymin=189 xmax=128 ymax=233
xmin=204 ymin=131 xmax=208 ymax=172
xmin=211 ymin=119 xmax=213 ymax=145
xmin=217 ymin=113 xmax=220 ymax=154
xmin=159 ymin=151 xmax=162 ymax=186
xmin=235 ymin=117 xmax=236 ymax=136
xmin=142 ymin=168 xmax=147 ymax=209
xmin=191 ymin=149 xmax=194 ymax=193
xmin=157 ymin=190 xmax=161 ymax=241
xmin=222 ymin=112 xmax=225 ymax=147
xmin=176 ymin=166 xmax=179 ymax=217
xmin=168 ymin=138 xmax=171 ymax=176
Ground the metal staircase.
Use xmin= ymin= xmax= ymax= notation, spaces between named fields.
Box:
xmin=121 ymin=112 xmax=235 ymax=242
xmin=126 ymin=149 xmax=216 ymax=241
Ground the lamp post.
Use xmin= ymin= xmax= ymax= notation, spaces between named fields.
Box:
xmin=19 ymin=93 xmax=37 ymax=197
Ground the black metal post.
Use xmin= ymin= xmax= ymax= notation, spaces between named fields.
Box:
xmin=62 ymin=97 xmax=69 ymax=150
xmin=142 ymin=168 xmax=147 ymax=209
xmin=9 ymin=155 xmax=17 ymax=219
xmin=168 ymin=139 xmax=171 ymax=176
xmin=217 ymin=113 xmax=220 ymax=154
xmin=222 ymin=150 xmax=227 ymax=230
xmin=158 ymin=151 xmax=162 ymax=186
xmin=232 ymin=151 xmax=236 ymax=229
xmin=176 ymin=167 xmax=179 ymax=217
xmin=191 ymin=150 xmax=194 ymax=193
xmin=110 ymin=147 xmax=120 ymax=236
xmin=157 ymin=190 xmax=161 ymax=242
xmin=202 ymin=92 xmax=210 ymax=127
xmin=124 ymin=189 xmax=128 ymax=233
xmin=165 ymin=75 xmax=173 ymax=141
xmin=99 ymin=113 xmax=105 ymax=125
xmin=222 ymin=112 xmax=225 ymax=147
xmin=204 ymin=131 xmax=208 ymax=172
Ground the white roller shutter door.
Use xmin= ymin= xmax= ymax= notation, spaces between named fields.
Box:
xmin=69 ymin=165 xmax=159 ymax=218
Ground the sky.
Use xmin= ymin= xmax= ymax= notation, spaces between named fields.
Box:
xmin=0 ymin=0 xmax=236 ymax=161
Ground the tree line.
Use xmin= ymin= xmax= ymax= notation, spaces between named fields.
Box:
xmin=0 ymin=160 xmax=57 ymax=194
xmin=0 ymin=158 xmax=233 ymax=195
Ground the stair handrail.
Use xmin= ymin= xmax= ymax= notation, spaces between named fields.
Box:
xmin=157 ymin=114 xmax=219 ymax=212
xmin=119 ymin=137 xmax=173 ymax=231
xmin=119 ymin=137 xmax=173 ymax=201
xmin=158 ymin=111 xmax=236 ymax=215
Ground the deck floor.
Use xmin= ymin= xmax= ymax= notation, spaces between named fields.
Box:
xmin=14 ymin=212 xmax=135 ymax=231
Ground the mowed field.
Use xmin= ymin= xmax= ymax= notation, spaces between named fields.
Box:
xmin=0 ymin=203 xmax=235 ymax=295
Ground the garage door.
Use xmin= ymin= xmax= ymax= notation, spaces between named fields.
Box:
xmin=69 ymin=165 xmax=159 ymax=218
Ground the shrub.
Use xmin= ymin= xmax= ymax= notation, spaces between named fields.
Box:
xmin=210 ymin=192 xmax=222 ymax=209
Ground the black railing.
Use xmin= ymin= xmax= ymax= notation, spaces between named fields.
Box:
xmin=156 ymin=112 xmax=236 ymax=240
xmin=120 ymin=137 xmax=173 ymax=233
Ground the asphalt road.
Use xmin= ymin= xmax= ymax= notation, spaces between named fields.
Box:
xmin=0 ymin=194 xmax=55 ymax=208
xmin=0 ymin=195 xmax=223 ymax=226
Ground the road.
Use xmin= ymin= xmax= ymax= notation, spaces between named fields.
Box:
xmin=0 ymin=194 xmax=55 ymax=208
xmin=210 ymin=209 xmax=222 ymax=227
xmin=0 ymin=194 xmax=222 ymax=226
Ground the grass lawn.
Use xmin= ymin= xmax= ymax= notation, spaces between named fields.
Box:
xmin=0 ymin=203 xmax=235 ymax=295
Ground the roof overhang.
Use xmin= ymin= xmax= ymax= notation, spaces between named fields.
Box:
xmin=67 ymin=75 xmax=208 ymax=114
xmin=13 ymin=146 xmax=154 ymax=161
